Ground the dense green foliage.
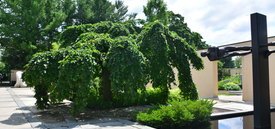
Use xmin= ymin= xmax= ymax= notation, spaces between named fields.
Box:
xmin=0 ymin=0 xmax=129 ymax=71
xmin=218 ymin=57 xmax=239 ymax=81
xmin=24 ymin=22 xmax=143 ymax=112
xmin=24 ymin=20 xmax=205 ymax=114
xmin=139 ymin=22 xmax=203 ymax=100
xmin=0 ymin=0 xmax=70 ymax=69
xmin=22 ymin=0 xmax=209 ymax=116
xmin=220 ymin=57 xmax=235 ymax=68
xmin=87 ymin=88 xmax=176 ymax=109
xmin=143 ymin=0 xmax=169 ymax=25
xmin=23 ymin=50 xmax=66 ymax=109
xmin=136 ymin=100 xmax=213 ymax=129
xmin=74 ymin=0 xmax=128 ymax=24
xmin=60 ymin=21 xmax=136 ymax=47
xmin=106 ymin=37 xmax=149 ymax=102
xmin=234 ymin=56 xmax=242 ymax=68
xmin=57 ymin=49 xmax=97 ymax=114
xmin=23 ymin=48 xmax=98 ymax=113
xmin=219 ymin=82 xmax=241 ymax=91
xmin=218 ymin=75 xmax=241 ymax=91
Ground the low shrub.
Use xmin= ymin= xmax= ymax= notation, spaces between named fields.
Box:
xmin=221 ymin=82 xmax=241 ymax=91
xmin=136 ymin=100 xmax=214 ymax=129
xmin=218 ymin=75 xmax=241 ymax=90
xmin=87 ymin=88 xmax=170 ymax=109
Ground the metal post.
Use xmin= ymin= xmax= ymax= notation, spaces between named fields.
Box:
xmin=251 ymin=13 xmax=271 ymax=129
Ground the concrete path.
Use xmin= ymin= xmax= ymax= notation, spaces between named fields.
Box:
xmin=213 ymin=95 xmax=253 ymax=112
xmin=2 ymin=87 xmax=269 ymax=129
xmin=0 ymin=87 xmax=154 ymax=129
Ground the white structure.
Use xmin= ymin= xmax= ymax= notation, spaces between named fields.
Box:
xmin=14 ymin=71 xmax=27 ymax=87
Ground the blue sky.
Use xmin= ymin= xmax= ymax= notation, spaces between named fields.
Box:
xmin=112 ymin=0 xmax=275 ymax=46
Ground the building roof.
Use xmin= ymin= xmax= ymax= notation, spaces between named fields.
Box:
xmin=218 ymin=36 xmax=275 ymax=47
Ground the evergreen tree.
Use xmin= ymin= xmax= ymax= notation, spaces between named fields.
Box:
xmin=74 ymin=0 xmax=128 ymax=24
xmin=0 ymin=0 xmax=69 ymax=69
xmin=220 ymin=57 xmax=235 ymax=68
xmin=112 ymin=0 xmax=128 ymax=22
xmin=143 ymin=0 xmax=169 ymax=25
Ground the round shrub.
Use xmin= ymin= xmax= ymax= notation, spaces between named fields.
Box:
xmin=136 ymin=100 xmax=213 ymax=129
xmin=218 ymin=75 xmax=241 ymax=90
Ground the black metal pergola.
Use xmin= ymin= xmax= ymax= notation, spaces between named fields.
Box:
xmin=201 ymin=13 xmax=274 ymax=129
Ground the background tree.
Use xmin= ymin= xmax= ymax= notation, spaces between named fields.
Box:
xmin=220 ymin=57 xmax=235 ymax=68
xmin=143 ymin=0 xmax=169 ymax=25
xmin=0 ymin=0 xmax=129 ymax=74
xmin=234 ymin=56 xmax=242 ymax=68
xmin=73 ymin=0 xmax=93 ymax=24
xmin=74 ymin=0 xmax=128 ymax=24
xmin=112 ymin=0 xmax=129 ymax=22
xmin=218 ymin=57 xmax=235 ymax=80
xmin=0 ymin=0 xmax=69 ymax=69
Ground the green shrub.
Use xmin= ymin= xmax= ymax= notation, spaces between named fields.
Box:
xmin=218 ymin=75 xmax=241 ymax=90
xmin=87 ymin=87 xmax=170 ymax=109
xmin=222 ymin=82 xmax=241 ymax=91
xmin=136 ymin=100 xmax=213 ymax=129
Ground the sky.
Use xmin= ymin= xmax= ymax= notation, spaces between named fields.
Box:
xmin=111 ymin=0 xmax=275 ymax=46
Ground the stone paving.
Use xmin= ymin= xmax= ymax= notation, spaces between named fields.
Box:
xmin=2 ymin=87 xmax=269 ymax=129
xmin=0 ymin=87 xmax=154 ymax=129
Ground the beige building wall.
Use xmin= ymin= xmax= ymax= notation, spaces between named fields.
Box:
xmin=242 ymin=54 xmax=253 ymax=102
xmin=191 ymin=51 xmax=218 ymax=98
xmin=229 ymin=68 xmax=242 ymax=76
xmin=242 ymin=49 xmax=275 ymax=104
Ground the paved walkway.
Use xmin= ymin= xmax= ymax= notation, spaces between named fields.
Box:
xmin=0 ymin=87 xmax=154 ymax=129
xmin=2 ymin=87 xmax=271 ymax=129
xmin=213 ymin=95 xmax=253 ymax=112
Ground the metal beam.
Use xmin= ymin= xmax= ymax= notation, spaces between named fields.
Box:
xmin=251 ymin=13 xmax=271 ymax=129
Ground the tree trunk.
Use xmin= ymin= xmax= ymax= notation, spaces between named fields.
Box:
xmin=101 ymin=66 xmax=112 ymax=101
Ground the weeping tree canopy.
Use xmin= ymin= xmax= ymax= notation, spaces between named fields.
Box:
xmin=24 ymin=20 xmax=204 ymax=113
xmin=106 ymin=36 xmax=149 ymax=98
xmin=59 ymin=21 xmax=138 ymax=47
xmin=138 ymin=21 xmax=204 ymax=100
xmin=24 ymin=21 xmax=149 ymax=112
